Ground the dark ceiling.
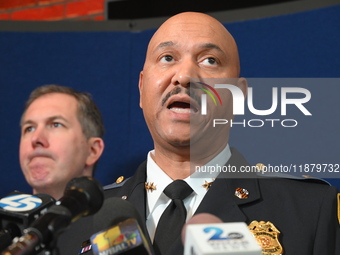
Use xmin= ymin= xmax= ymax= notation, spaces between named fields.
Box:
xmin=106 ymin=0 xmax=298 ymax=19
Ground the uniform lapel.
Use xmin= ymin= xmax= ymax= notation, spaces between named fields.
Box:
xmin=166 ymin=148 xmax=262 ymax=255
xmin=119 ymin=161 xmax=148 ymax=221
xmin=195 ymin=178 xmax=250 ymax=222
xmin=116 ymin=161 xmax=154 ymax=251
xmin=196 ymin=148 xmax=261 ymax=221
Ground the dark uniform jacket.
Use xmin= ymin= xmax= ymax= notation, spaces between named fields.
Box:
xmin=56 ymin=148 xmax=340 ymax=255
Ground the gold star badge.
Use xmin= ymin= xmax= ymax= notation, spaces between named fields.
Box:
xmin=202 ymin=179 xmax=215 ymax=190
xmin=145 ymin=182 xmax=157 ymax=192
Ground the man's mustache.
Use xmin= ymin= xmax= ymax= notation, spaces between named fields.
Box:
xmin=161 ymin=86 xmax=202 ymax=107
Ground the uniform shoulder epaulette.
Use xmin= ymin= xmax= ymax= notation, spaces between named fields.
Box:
xmin=103 ymin=176 xmax=129 ymax=190
xmin=284 ymin=174 xmax=330 ymax=185
xmin=255 ymin=163 xmax=331 ymax=185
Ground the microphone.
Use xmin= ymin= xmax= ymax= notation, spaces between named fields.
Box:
xmin=88 ymin=197 xmax=153 ymax=255
xmin=182 ymin=213 xmax=262 ymax=255
xmin=0 ymin=192 xmax=55 ymax=252
xmin=2 ymin=176 xmax=104 ymax=255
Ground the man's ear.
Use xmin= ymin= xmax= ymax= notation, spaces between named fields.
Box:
xmin=85 ymin=137 xmax=104 ymax=167
xmin=138 ymin=71 xmax=144 ymax=109
xmin=237 ymin=77 xmax=248 ymax=98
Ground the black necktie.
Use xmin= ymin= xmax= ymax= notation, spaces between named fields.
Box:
xmin=153 ymin=180 xmax=193 ymax=255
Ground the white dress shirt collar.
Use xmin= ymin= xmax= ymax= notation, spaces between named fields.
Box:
xmin=145 ymin=144 xmax=231 ymax=240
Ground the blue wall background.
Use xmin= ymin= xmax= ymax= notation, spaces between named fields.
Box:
xmin=0 ymin=5 xmax=339 ymax=198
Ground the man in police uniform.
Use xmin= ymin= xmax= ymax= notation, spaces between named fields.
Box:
xmin=57 ymin=12 xmax=340 ymax=255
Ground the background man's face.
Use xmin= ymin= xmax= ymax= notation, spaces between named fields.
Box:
xmin=20 ymin=93 xmax=91 ymax=193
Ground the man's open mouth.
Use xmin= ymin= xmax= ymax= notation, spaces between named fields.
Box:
xmin=168 ymin=101 xmax=198 ymax=113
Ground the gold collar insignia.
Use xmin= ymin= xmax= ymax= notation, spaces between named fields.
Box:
xmin=202 ymin=180 xmax=215 ymax=190
xmin=145 ymin=182 xmax=157 ymax=192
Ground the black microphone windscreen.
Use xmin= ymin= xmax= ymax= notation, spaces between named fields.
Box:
xmin=61 ymin=176 xmax=104 ymax=217
xmin=66 ymin=177 xmax=103 ymax=215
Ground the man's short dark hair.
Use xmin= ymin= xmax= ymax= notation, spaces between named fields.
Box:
xmin=21 ymin=84 xmax=105 ymax=139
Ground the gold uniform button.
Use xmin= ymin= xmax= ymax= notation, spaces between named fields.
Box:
xmin=116 ymin=176 xmax=125 ymax=184
xmin=256 ymin=163 xmax=265 ymax=171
